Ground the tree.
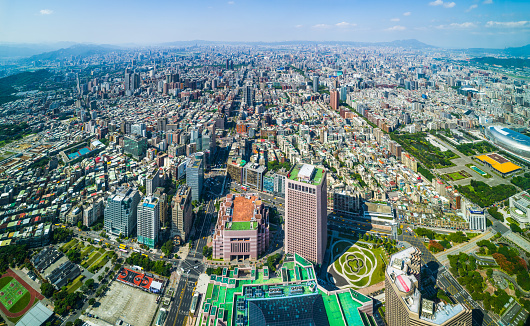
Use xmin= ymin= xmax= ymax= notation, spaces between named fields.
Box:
xmin=85 ymin=278 xmax=95 ymax=289
xmin=161 ymin=240 xmax=174 ymax=257
xmin=40 ymin=282 xmax=55 ymax=298
xmin=89 ymin=298 xmax=96 ymax=305
xmin=77 ymin=221 xmax=83 ymax=229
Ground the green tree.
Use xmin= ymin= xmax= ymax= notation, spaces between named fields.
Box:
xmin=40 ymin=282 xmax=55 ymax=297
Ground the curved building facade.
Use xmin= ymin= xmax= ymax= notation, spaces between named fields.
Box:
xmin=485 ymin=125 xmax=530 ymax=159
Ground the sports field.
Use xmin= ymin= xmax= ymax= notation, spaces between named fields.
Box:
xmin=0 ymin=277 xmax=28 ymax=311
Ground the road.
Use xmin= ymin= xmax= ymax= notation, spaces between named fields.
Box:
xmin=165 ymin=199 xmax=216 ymax=326
xmin=400 ymin=233 xmax=497 ymax=326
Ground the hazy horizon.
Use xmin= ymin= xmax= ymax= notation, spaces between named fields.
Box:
xmin=1 ymin=0 xmax=530 ymax=49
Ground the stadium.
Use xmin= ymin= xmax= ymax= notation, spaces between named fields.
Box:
xmin=484 ymin=125 xmax=530 ymax=160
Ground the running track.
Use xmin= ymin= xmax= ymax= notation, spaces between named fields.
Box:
xmin=0 ymin=268 xmax=44 ymax=318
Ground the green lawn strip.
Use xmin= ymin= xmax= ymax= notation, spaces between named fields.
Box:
xmin=0 ymin=276 xmax=13 ymax=289
xmin=88 ymin=252 xmax=111 ymax=273
xmin=80 ymin=245 xmax=95 ymax=260
xmin=370 ymin=248 xmax=386 ymax=285
xmin=9 ymin=292 xmax=30 ymax=313
xmin=67 ymin=275 xmax=85 ymax=294
xmin=61 ymin=239 xmax=78 ymax=252
xmin=98 ymin=247 xmax=106 ymax=253
xmin=7 ymin=315 xmax=22 ymax=323
xmin=82 ymin=252 xmax=102 ymax=268
xmin=334 ymin=260 xmax=343 ymax=274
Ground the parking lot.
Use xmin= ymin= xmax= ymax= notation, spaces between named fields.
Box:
xmin=85 ymin=282 xmax=158 ymax=326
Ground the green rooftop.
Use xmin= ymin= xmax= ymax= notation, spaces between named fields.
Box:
xmin=288 ymin=163 xmax=324 ymax=185
xmin=225 ymin=221 xmax=257 ymax=230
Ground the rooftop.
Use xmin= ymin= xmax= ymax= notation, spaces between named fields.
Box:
xmin=476 ymin=154 xmax=521 ymax=174
xmin=289 ymin=163 xmax=324 ymax=185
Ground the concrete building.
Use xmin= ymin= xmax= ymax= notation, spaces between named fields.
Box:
xmin=212 ymin=193 xmax=269 ymax=261
xmin=137 ymin=196 xmax=160 ymax=248
xmin=312 ymin=76 xmax=319 ymax=93
xmin=242 ymin=163 xmax=267 ymax=191
xmin=330 ymin=90 xmax=339 ymax=111
xmin=464 ymin=207 xmax=486 ymax=231
xmin=153 ymin=188 xmax=168 ymax=227
xmin=285 ymin=163 xmax=327 ymax=264
xmin=385 ymin=247 xmax=472 ymax=326
xmin=171 ymin=185 xmax=193 ymax=242
xmin=104 ymin=187 xmax=140 ymax=237
xmin=186 ymin=154 xmax=204 ymax=202
xmin=146 ymin=169 xmax=160 ymax=195
xmin=83 ymin=198 xmax=104 ymax=227
xmin=124 ymin=135 xmax=147 ymax=160
xmin=509 ymin=191 xmax=530 ymax=227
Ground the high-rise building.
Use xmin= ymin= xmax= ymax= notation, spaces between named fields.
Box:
xmin=104 ymin=187 xmax=140 ymax=237
xmin=212 ymin=193 xmax=269 ymax=260
xmin=124 ymin=69 xmax=140 ymax=95
xmin=124 ymin=135 xmax=147 ymax=159
xmin=186 ymin=153 xmax=204 ymax=202
xmin=243 ymin=85 xmax=254 ymax=107
xmin=171 ymin=185 xmax=193 ymax=242
xmin=330 ymin=90 xmax=339 ymax=111
xmin=131 ymin=123 xmax=146 ymax=136
xmin=137 ymin=196 xmax=160 ymax=248
xmin=146 ymin=169 xmax=160 ymax=195
xmin=285 ymin=163 xmax=327 ymax=264
xmin=313 ymin=76 xmax=319 ymax=93
xmin=385 ymin=247 xmax=472 ymax=326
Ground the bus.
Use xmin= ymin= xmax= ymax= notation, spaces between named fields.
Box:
xmin=142 ymin=254 xmax=149 ymax=258
xmin=133 ymin=249 xmax=141 ymax=253
xmin=119 ymin=249 xmax=128 ymax=253
xmin=119 ymin=244 xmax=126 ymax=250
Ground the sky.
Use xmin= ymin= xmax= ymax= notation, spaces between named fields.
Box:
xmin=0 ymin=0 xmax=529 ymax=48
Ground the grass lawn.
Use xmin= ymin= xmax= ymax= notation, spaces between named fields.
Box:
xmin=67 ymin=275 xmax=85 ymax=294
xmin=88 ymin=252 xmax=111 ymax=273
xmin=9 ymin=292 xmax=30 ymax=314
xmin=443 ymin=170 xmax=471 ymax=181
xmin=0 ymin=276 xmax=13 ymax=289
xmin=82 ymin=251 xmax=101 ymax=268
xmin=60 ymin=239 xmax=78 ymax=252
xmin=80 ymin=245 xmax=95 ymax=260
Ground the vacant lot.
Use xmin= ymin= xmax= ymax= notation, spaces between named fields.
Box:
xmin=88 ymin=282 xmax=158 ymax=326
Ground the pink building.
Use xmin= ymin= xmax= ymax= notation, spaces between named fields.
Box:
xmin=285 ymin=163 xmax=327 ymax=264
xmin=212 ymin=193 xmax=270 ymax=261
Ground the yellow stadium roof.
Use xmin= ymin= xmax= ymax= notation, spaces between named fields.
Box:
xmin=476 ymin=155 xmax=521 ymax=174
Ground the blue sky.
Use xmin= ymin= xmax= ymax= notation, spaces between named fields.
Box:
xmin=0 ymin=0 xmax=529 ymax=48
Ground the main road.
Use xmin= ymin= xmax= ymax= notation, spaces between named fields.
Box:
xmin=165 ymin=199 xmax=216 ymax=326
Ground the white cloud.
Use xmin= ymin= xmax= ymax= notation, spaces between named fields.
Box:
xmin=485 ymin=21 xmax=530 ymax=28
xmin=295 ymin=24 xmax=303 ymax=28
xmin=483 ymin=0 xmax=493 ymax=3
xmin=313 ymin=24 xmax=331 ymax=29
xmin=403 ymin=12 xmax=412 ymax=16
xmin=465 ymin=4 xmax=478 ymax=12
xmin=385 ymin=25 xmax=406 ymax=31
xmin=40 ymin=9 xmax=53 ymax=15
xmin=227 ymin=1 xmax=235 ymax=4
xmin=436 ymin=22 xmax=476 ymax=29
xmin=335 ymin=22 xmax=357 ymax=27
xmin=429 ymin=0 xmax=455 ymax=8
xmin=391 ymin=18 xmax=400 ymax=22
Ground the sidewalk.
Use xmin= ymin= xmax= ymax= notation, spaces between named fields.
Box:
xmin=434 ymin=230 xmax=494 ymax=265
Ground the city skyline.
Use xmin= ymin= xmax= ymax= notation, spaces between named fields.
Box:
xmin=1 ymin=0 xmax=530 ymax=48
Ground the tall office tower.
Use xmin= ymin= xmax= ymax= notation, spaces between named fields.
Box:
xmin=146 ymin=169 xmax=160 ymax=195
xmin=186 ymin=153 xmax=204 ymax=202
xmin=171 ymin=185 xmax=193 ymax=241
xmin=385 ymin=247 xmax=472 ymax=326
xmin=226 ymin=59 xmax=230 ymax=69
xmin=330 ymin=90 xmax=339 ymax=111
xmin=156 ymin=117 xmax=167 ymax=132
xmin=131 ymin=123 xmax=146 ymax=136
xmin=137 ymin=196 xmax=160 ymax=248
xmin=340 ymin=86 xmax=348 ymax=102
xmin=243 ymin=85 xmax=254 ymax=107
xmin=104 ymin=187 xmax=140 ymax=237
xmin=285 ymin=163 xmax=327 ymax=264
xmin=313 ymin=76 xmax=319 ymax=93
xmin=124 ymin=69 xmax=132 ymax=92
xmin=123 ymin=135 xmax=147 ymax=159
xmin=153 ymin=188 xmax=168 ymax=227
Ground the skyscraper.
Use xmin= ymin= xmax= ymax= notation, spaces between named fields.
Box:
xmin=243 ymin=85 xmax=254 ymax=107
xmin=104 ymin=187 xmax=140 ymax=237
xmin=137 ymin=196 xmax=160 ymax=248
xmin=385 ymin=247 xmax=472 ymax=326
xmin=186 ymin=153 xmax=204 ymax=202
xmin=171 ymin=185 xmax=193 ymax=242
xmin=285 ymin=163 xmax=327 ymax=264
xmin=312 ymin=76 xmax=319 ymax=93
xmin=330 ymin=90 xmax=339 ymax=111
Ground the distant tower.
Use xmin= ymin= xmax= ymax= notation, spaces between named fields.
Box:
xmin=186 ymin=153 xmax=204 ymax=202
xmin=137 ymin=196 xmax=160 ymax=248
xmin=313 ymin=76 xmax=319 ymax=93
xmin=330 ymin=90 xmax=339 ymax=111
xmin=243 ymin=85 xmax=254 ymax=107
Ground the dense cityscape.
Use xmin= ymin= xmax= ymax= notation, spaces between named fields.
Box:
xmin=0 ymin=2 xmax=530 ymax=326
